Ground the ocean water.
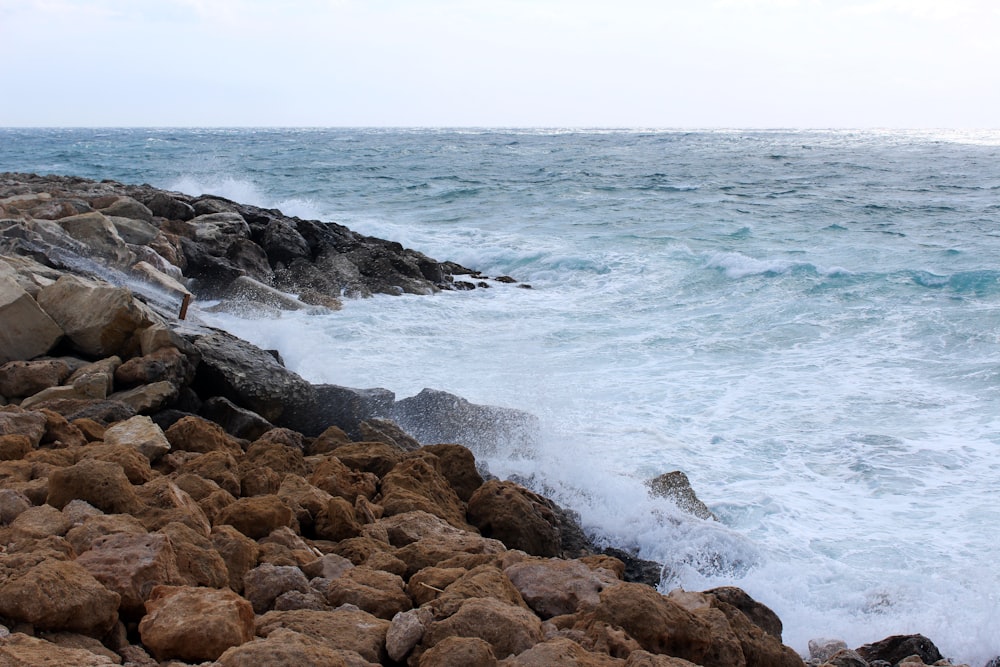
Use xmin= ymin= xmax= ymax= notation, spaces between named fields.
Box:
xmin=3 ymin=128 xmax=1000 ymax=663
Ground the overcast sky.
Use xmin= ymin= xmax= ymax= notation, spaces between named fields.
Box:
xmin=1 ymin=0 xmax=997 ymax=128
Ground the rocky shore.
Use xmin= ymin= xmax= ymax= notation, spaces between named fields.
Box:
xmin=0 ymin=173 xmax=978 ymax=666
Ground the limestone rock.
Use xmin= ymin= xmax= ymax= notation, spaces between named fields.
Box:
xmin=164 ymin=414 xmax=243 ymax=455
xmin=157 ymin=520 xmax=229 ymax=588
xmin=64 ymin=512 xmax=148 ymax=554
xmin=255 ymin=608 xmax=390 ymax=664
xmin=704 ymin=586 xmax=783 ymax=639
xmin=0 ymin=358 xmax=72 ymax=398
xmin=380 ymin=456 xmax=470 ymax=530
xmin=80 ymin=443 xmax=156 ymax=484
xmin=211 ymin=524 xmax=260 ymax=593
xmin=467 ymin=480 xmax=562 ymax=557
xmin=46 ymin=457 xmax=141 ymax=514
xmin=99 ymin=196 xmax=154 ymax=223
xmin=395 ymin=531 xmax=507 ymax=578
xmin=134 ymin=476 xmax=211 ymax=534
xmin=0 ymin=406 xmax=48 ymax=446
xmin=108 ymin=380 xmax=179 ymax=414
xmin=243 ymin=562 xmax=311 ymax=613
xmin=420 ymin=443 xmax=484 ymax=501
xmin=324 ymin=565 xmax=412 ymax=619
xmin=102 ymin=415 xmax=171 ymax=462
xmin=217 ymin=628 xmax=351 ymax=667
xmin=0 ymin=488 xmax=31 ymax=524
xmin=309 ymin=454 xmax=378 ymax=502
xmin=36 ymin=275 xmax=155 ymax=357
xmin=421 ymin=596 xmax=544 ymax=659
xmin=0 ymin=433 xmax=33 ymax=460
xmin=505 ymin=558 xmax=620 ymax=619
xmin=114 ymin=346 xmax=194 ymax=388
xmin=434 ymin=564 xmax=529 ymax=617
xmin=0 ymin=275 xmax=63 ymax=363
xmin=313 ymin=495 xmax=363 ymax=541
xmin=180 ymin=450 xmax=241 ymax=497
xmin=215 ymin=494 xmax=295 ymax=539
xmin=332 ymin=440 xmax=403 ymax=477
xmin=74 ymin=531 xmax=185 ymax=614
xmin=417 ymin=635 xmax=498 ymax=667
xmin=0 ymin=633 xmax=119 ymax=666
xmin=646 ymin=470 xmax=716 ymax=521
xmin=138 ymin=584 xmax=255 ymax=662
xmin=5 ymin=503 xmax=69 ymax=539
xmin=0 ymin=558 xmax=121 ymax=635
xmin=499 ymin=637 xmax=626 ymax=666
xmin=143 ymin=191 xmax=195 ymax=221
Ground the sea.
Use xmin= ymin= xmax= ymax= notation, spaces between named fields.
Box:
xmin=3 ymin=127 xmax=999 ymax=664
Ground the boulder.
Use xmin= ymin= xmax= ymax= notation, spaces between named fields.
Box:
xmin=38 ymin=407 xmax=87 ymax=447
xmin=79 ymin=443 xmax=155 ymax=484
xmin=313 ymin=495 xmax=363 ymax=541
xmin=0 ymin=558 xmax=121 ymax=635
xmin=114 ymin=346 xmax=194 ymax=388
xmin=500 ymin=637 xmax=626 ymax=666
xmin=157 ymin=520 xmax=229 ymax=588
xmin=434 ymin=564 xmax=529 ymax=616
xmin=134 ymin=476 xmax=211 ymax=534
xmin=138 ymin=584 xmax=255 ymax=662
xmin=418 ymin=635 xmax=498 ymax=667
xmin=703 ymin=586 xmax=783 ymax=639
xmin=109 ymin=216 xmax=159 ymax=244
xmin=392 ymin=388 xmax=539 ymax=454
xmin=99 ymin=195 xmax=154 ymax=223
xmin=217 ymin=628 xmax=351 ymax=667
xmin=288 ymin=383 xmax=396 ymax=439
xmin=420 ymin=443 xmax=484 ymax=501
xmin=214 ymin=494 xmax=295 ymax=539
xmin=211 ymin=524 xmax=260 ymax=593
xmin=395 ymin=531 xmax=507 ymax=578
xmin=255 ymin=608 xmax=390 ymax=664
xmin=5 ymin=503 xmax=69 ymax=539
xmin=309 ymin=454 xmax=379 ymax=502
xmin=36 ymin=275 xmax=156 ymax=357
xmin=0 ymin=488 xmax=31 ymax=524
xmin=467 ymin=480 xmax=562 ymax=557
xmin=200 ymin=395 xmax=274 ymax=441
xmin=143 ymin=191 xmax=195 ymax=221
xmin=51 ymin=211 xmax=135 ymax=267
xmin=385 ymin=606 xmax=433 ymax=662
xmin=0 ymin=406 xmax=48 ymax=446
xmin=646 ymin=471 xmax=716 ymax=521
xmin=855 ymin=634 xmax=943 ymax=666
xmin=74 ymin=531 xmax=185 ymax=614
xmin=0 ymin=275 xmax=63 ymax=363
xmin=331 ymin=440 xmax=403 ymax=477
xmin=358 ymin=417 xmax=421 ymax=451
xmin=0 ymin=433 xmax=32 ymax=460
xmin=421 ymin=596 xmax=544 ymax=659
xmin=64 ymin=512 xmax=148 ymax=554
xmin=0 ymin=358 xmax=72 ymax=398
xmin=505 ymin=558 xmax=620 ymax=619
xmin=0 ymin=633 xmax=119 ymax=666
xmin=380 ymin=457 xmax=470 ymax=530
xmin=164 ymin=414 xmax=243 ymax=455
xmin=107 ymin=380 xmax=179 ymax=414
xmin=243 ymin=562 xmax=311 ymax=613
xmin=324 ymin=566 xmax=412 ymax=619
xmin=46 ymin=457 xmax=141 ymax=514
xmin=622 ymin=652 xmax=703 ymax=666
xmin=30 ymin=397 xmax=136 ymax=425
xmin=261 ymin=218 xmax=311 ymax=266
xmin=102 ymin=415 xmax=171 ymax=462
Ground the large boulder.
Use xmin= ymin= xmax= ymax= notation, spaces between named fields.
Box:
xmin=467 ymin=480 xmax=562 ymax=557
xmin=501 ymin=637 xmax=626 ymax=666
xmin=855 ymin=634 xmax=943 ymax=665
xmin=46 ymin=457 xmax=142 ymax=514
xmin=52 ymin=211 xmax=135 ymax=267
xmin=102 ymin=414 xmax=171 ymax=462
xmin=0 ymin=274 xmax=63 ymax=363
xmin=74 ymin=531 xmax=185 ymax=614
xmin=255 ymin=608 xmax=390 ymax=664
xmin=138 ymin=584 xmax=255 ymax=662
xmin=505 ymin=558 xmax=621 ymax=619
xmin=36 ymin=274 xmax=157 ymax=357
xmin=380 ymin=456 xmax=470 ymax=530
xmin=214 ymin=494 xmax=295 ymax=539
xmin=420 ymin=597 xmax=544 ymax=660
xmin=324 ymin=566 xmax=412 ymax=620
xmin=217 ymin=629 xmax=351 ymax=667
xmin=287 ymin=383 xmax=395 ymax=438
xmin=0 ymin=633 xmax=120 ymax=667
xmin=0 ymin=358 xmax=72 ymax=398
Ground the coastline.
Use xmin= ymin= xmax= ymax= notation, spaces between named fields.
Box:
xmin=0 ymin=173 xmax=979 ymax=666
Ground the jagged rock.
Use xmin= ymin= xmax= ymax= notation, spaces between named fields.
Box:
xmin=36 ymin=275 xmax=157 ymax=357
xmin=64 ymin=512 xmax=148 ymax=554
xmin=28 ymin=397 xmax=137 ymax=424
xmin=0 ymin=406 xmax=48 ymax=445
xmin=392 ymin=388 xmax=539 ymax=454
xmin=704 ymin=586 xmax=783 ymax=640
xmin=5 ymin=503 xmax=69 ymax=539
xmin=500 ymin=637 xmax=625 ymax=666
xmin=46 ymin=458 xmax=142 ymax=514
xmin=255 ymin=608 xmax=390 ymax=664
xmin=134 ymin=476 xmax=211 ymax=534
xmin=809 ymin=638 xmax=849 ymax=663
xmin=143 ymin=191 xmax=195 ymax=221
xmin=600 ymin=547 xmax=664 ymax=587
xmin=52 ymin=211 xmax=135 ymax=267
xmin=217 ymin=628 xmax=352 ymax=666
xmin=288 ymin=383 xmax=396 ymax=438
xmin=164 ymin=414 xmax=243 ymax=455
xmin=358 ymin=418 xmax=421 ymax=451
xmin=418 ymin=635 xmax=498 ymax=667
xmin=505 ymin=558 xmax=620 ymax=619
xmin=211 ymin=524 xmax=260 ymax=593
xmin=180 ymin=450 xmax=241 ymax=496
xmin=241 ymin=439 xmax=307 ymax=478
xmin=380 ymin=456 xmax=470 ymax=530
xmin=114 ymin=346 xmax=194 ymax=388
xmin=0 ymin=633 xmax=119 ymax=666
xmin=385 ymin=606 xmax=433 ymax=662
xmin=467 ymin=480 xmax=562 ymax=557
xmin=138 ymin=584 xmax=254 ymax=662
xmin=74 ymin=532 xmax=185 ymax=614
xmin=0 ymin=358 xmax=72 ymax=398
xmin=157 ymin=521 xmax=229 ymax=588
xmin=0 ymin=433 xmax=33 ymax=460
xmin=261 ymin=218 xmax=311 ymax=266
xmin=0 ymin=488 xmax=31 ymax=524
xmin=0 ymin=558 xmax=121 ymax=635
xmin=395 ymin=531 xmax=507 ymax=578
xmin=309 ymin=454 xmax=379 ymax=502
xmin=38 ymin=407 xmax=87 ymax=447
xmin=434 ymin=564 xmax=529 ymax=616
xmin=646 ymin=470 xmax=716 ymax=521
xmin=109 ymin=216 xmax=159 ymax=245
xmin=856 ymin=634 xmax=943 ymax=666
xmin=420 ymin=443 xmax=484 ymax=501
xmin=820 ymin=649 xmax=868 ymax=666
xmin=622 ymin=652 xmax=703 ymax=666
xmin=200 ymin=395 xmax=274 ymax=440
xmin=0 ymin=274 xmax=63 ymax=363
xmin=333 ymin=440 xmax=403 ymax=477
xmin=214 ymin=494 xmax=295 ymax=539
xmin=79 ymin=443 xmax=155 ymax=484
xmin=102 ymin=415 xmax=171 ymax=462
xmin=242 ymin=562 xmax=311 ymax=613
xmin=108 ymin=379 xmax=179 ymax=413
xmin=99 ymin=196 xmax=154 ymax=223
xmin=313 ymin=495 xmax=363 ymax=541
xmin=420 ymin=596 xmax=544 ymax=660
xmin=324 ymin=565 xmax=412 ymax=619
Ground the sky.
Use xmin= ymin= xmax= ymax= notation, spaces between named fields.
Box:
xmin=0 ymin=0 xmax=998 ymax=128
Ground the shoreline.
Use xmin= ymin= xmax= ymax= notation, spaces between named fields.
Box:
xmin=0 ymin=173 xmax=980 ymax=666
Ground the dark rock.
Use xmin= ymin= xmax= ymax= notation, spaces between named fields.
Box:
xmin=285 ymin=383 xmax=395 ymax=438
xmin=261 ymin=218 xmax=311 ymax=266
xmin=600 ymin=546 xmax=664 ymax=587
xmin=705 ymin=586 xmax=783 ymax=640
xmin=647 ymin=470 xmax=716 ymax=521
xmin=855 ymin=634 xmax=943 ymax=666
xmin=200 ymin=395 xmax=274 ymax=441
xmin=467 ymin=480 xmax=562 ymax=557
xmin=143 ymin=191 xmax=196 ymax=221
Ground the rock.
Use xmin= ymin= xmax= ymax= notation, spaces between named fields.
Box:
xmin=243 ymin=562 xmax=311 ymax=613
xmin=312 ymin=494 xmax=363 ymax=541
xmin=820 ymin=648 xmax=868 ymax=666
xmin=99 ymin=196 xmax=154 ymax=223
xmin=52 ymin=211 xmax=135 ymax=267
xmin=0 ymin=633 xmax=119 ymax=666
xmin=200 ymin=395 xmax=274 ymax=441
xmin=855 ymin=634 xmax=943 ymax=666
xmin=500 ymin=637 xmax=626 ymax=666
xmin=216 ymin=628 xmax=351 ymax=667
xmin=164 ymin=414 xmax=243 ymax=455
xmin=80 ymin=443 xmax=155 ymax=484
xmin=134 ymin=476 xmax=211 ymax=534
xmin=114 ymin=346 xmax=194 ymax=388
xmin=386 ymin=607 xmax=433 ymax=662
xmin=0 ymin=488 xmax=31 ymax=524
xmin=157 ymin=520 xmax=229 ymax=588
xmin=46 ymin=457 xmax=141 ymax=514
xmin=64 ymin=512 xmax=148 ymax=554
xmin=143 ymin=191 xmax=195 ymax=221
xmin=332 ymin=440 xmax=403 ymax=477
xmin=0 ymin=406 xmax=48 ymax=445
xmin=646 ymin=471 xmax=716 ymax=521
xmin=420 ymin=443 xmax=484 ymax=501
xmin=0 ymin=558 xmax=121 ymax=635
xmin=102 ymin=415 xmax=171 ymax=462
xmin=434 ymin=564 xmax=529 ymax=616
xmin=6 ymin=503 xmax=68 ymax=540
xmin=74 ymin=532 xmax=185 ymax=614
xmin=392 ymin=388 xmax=539 ymax=454
xmin=31 ymin=397 xmax=137 ymax=424
xmin=187 ymin=329 xmax=313 ymax=424
xmin=395 ymin=531 xmax=507 ymax=578
xmin=0 ymin=358 xmax=72 ymax=398
xmin=261 ymin=218 xmax=311 ymax=266
xmin=421 ymin=596 xmax=544 ymax=660
xmin=110 ymin=216 xmax=159 ymax=244
xmin=467 ymin=480 xmax=562 ymax=557
xmin=309 ymin=454 xmax=378 ymax=503
xmin=0 ymin=275 xmax=63 ymax=363
xmin=180 ymin=450 xmax=241 ymax=496
xmin=324 ymin=566 xmax=412 ymax=619
xmin=38 ymin=407 xmax=87 ymax=447
xmin=623 ymin=652 xmax=703 ymax=666
xmin=211 ymin=524 xmax=260 ymax=593
xmin=358 ymin=417 xmax=421 ymax=451
xmin=289 ymin=383 xmax=396 ymax=438
xmin=418 ymin=635 xmax=498 ymax=667
xmin=138 ymin=584 xmax=255 ymax=662
xmin=600 ymin=547 xmax=664 ymax=587
xmin=255 ymin=608 xmax=390 ymax=664
xmin=380 ymin=456 xmax=470 ymax=530
xmin=36 ymin=275 xmax=156 ymax=357
xmin=108 ymin=380 xmax=179 ymax=414
xmin=809 ymin=638 xmax=849 ymax=663
xmin=225 ymin=275 xmax=308 ymax=311
xmin=704 ymin=586 xmax=783 ymax=639
xmin=505 ymin=558 xmax=620 ymax=619
xmin=242 ymin=439 xmax=307 ymax=477
xmin=0 ymin=433 xmax=33 ymax=460
xmin=214 ymin=494 xmax=295 ymax=539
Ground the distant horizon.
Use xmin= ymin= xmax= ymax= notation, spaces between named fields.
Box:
xmin=4 ymin=125 xmax=999 ymax=132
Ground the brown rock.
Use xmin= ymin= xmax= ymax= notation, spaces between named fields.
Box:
xmin=277 ymin=473 xmax=334 ymax=532
xmin=500 ymin=637 xmax=626 ymax=666
xmin=164 ymin=414 xmax=243 ymax=456
xmin=396 ymin=531 xmax=507 ymax=578
xmin=256 ymin=608 xmax=390 ymax=664
xmin=307 ymin=424 xmax=351 ymax=454
xmin=0 ymin=405 xmax=47 ymax=446
xmin=325 ymin=565 xmax=412 ymax=619
xmin=241 ymin=439 xmax=307 ymax=477
xmin=0 ymin=633 xmax=119 ymax=666
xmin=418 ymin=635 xmax=498 ymax=667
xmin=314 ymin=495 xmax=363 ymax=541
xmin=0 ymin=275 xmax=64 ymax=364
xmin=302 ymin=552 xmax=355 ymax=580
xmin=107 ymin=380 xmax=178 ymax=414
xmin=0 ymin=358 xmax=72 ymax=398
xmin=359 ymin=417 xmax=420 ymax=451
xmin=36 ymin=274 xmax=155 ymax=357
xmin=856 ymin=633 xmax=943 ymax=666
xmin=80 ymin=443 xmax=155 ymax=484
xmin=505 ymin=558 xmax=621 ymax=619
xmin=114 ymin=346 xmax=194 ymax=388
xmin=198 ymin=487 xmax=237 ymax=523
xmin=0 ymin=558 xmax=121 ymax=635
xmin=707 ymin=599 xmax=801 ymax=667
xmin=0 ymin=433 xmax=32 ymax=460
xmin=467 ymin=480 xmax=562 ymax=557
xmin=138 ymin=584 xmax=255 ymax=662
xmin=211 ymin=524 xmax=260 ymax=593
xmin=421 ymin=597 xmax=544 ymax=659
xmin=421 ymin=443 xmax=484 ymax=501
xmin=0 ymin=488 xmax=31 ymax=524
xmin=407 ymin=566 xmax=467 ymax=606
xmin=704 ymin=586 xmax=783 ymax=639
xmin=64 ymin=512 xmax=148 ymax=554
xmin=134 ymin=476 xmax=211 ymax=534
xmin=333 ymin=440 xmax=403 ymax=477
xmin=75 ymin=531 xmax=185 ymax=614
xmin=380 ymin=457 xmax=470 ymax=530
xmin=179 ymin=449 xmax=241 ymax=496
xmin=215 ymin=494 xmax=295 ymax=539
xmin=309 ymin=454 xmax=378 ymax=502
xmin=158 ymin=520 xmax=229 ymax=588
xmin=217 ymin=628 xmax=351 ymax=667
xmin=102 ymin=415 xmax=171 ymax=462
xmin=243 ymin=562 xmax=311 ymax=613
xmin=377 ymin=510 xmax=475 ymax=548
xmin=591 ymin=583 xmax=714 ymax=665
xmin=623 ymin=652 xmax=704 ymax=666
xmin=252 ymin=426 xmax=305 ymax=450
xmin=434 ymin=564 xmax=528 ymax=616
xmin=38 ymin=407 xmax=87 ymax=448
xmin=5 ymin=503 xmax=69 ymax=539
xmin=46 ymin=457 xmax=141 ymax=514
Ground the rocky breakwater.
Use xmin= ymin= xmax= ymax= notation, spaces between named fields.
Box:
xmin=0 ymin=173 xmax=979 ymax=667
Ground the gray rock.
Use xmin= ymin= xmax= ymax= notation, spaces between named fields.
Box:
xmin=646 ymin=470 xmax=716 ymax=521
xmin=99 ymin=196 xmax=154 ymax=223
xmin=0 ymin=273 xmax=63 ymax=363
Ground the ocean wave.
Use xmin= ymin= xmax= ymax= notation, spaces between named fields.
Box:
xmin=910 ymin=269 xmax=1000 ymax=295
xmin=704 ymin=251 xmax=851 ymax=280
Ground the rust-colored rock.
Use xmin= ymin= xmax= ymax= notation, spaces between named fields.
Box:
xmin=164 ymin=414 xmax=243 ymax=455
xmin=421 ymin=597 xmax=544 ymax=659
xmin=64 ymin=512 xmax=148 ymax=554
xmin=434 ymin=564 xmax=529 ymax=616
xmin=179 ymin=449 xmax=241 ymax=496
xmin=332 ymin=440 xmax=403 ymax=477
xmin=139 ymin=584 xmax=255 ymax=662
xmin=80 ymin=443 xmax=156 ymax=484
xmin=211 ymin=524 xmax=260 ymax=593
xmin=324 ymin=565 xmax=412 ymax=619
xmin=380 ymin=456 xmax=470 ymax=530
xmin=0 ymin=433 xmax=32 ymax=460
xmin=467 ymin=480 xmax=561 ymax=557
xmin=46 ymin=457 xmax=141 ymax=514
xmin=418 ymin=636 xmax=498 ymax=667
xmin=158 ymin=520 xmax=229 ymax=588
xmin=314 ymin=495 xmax=363 ymax=541
xmin=420 ymin=443 xmax=484 ymax=501
xmin=0 ymin=633 xmax=119 ymax=666
xmin=309 ymin=454 xmax=378 ymax=502
xmin=134 ymin=476 xmax=211 ymax=534
xmin=501 ymin=637 xmax=626 ymax=666
xmin=75 ymin=531 xmax=184 ymax=614
xmin=256 ymin=608 xmax=390 ymax=664
xmin=217 ymin=628 xmax=351 ymax=667
xmin=215 ymin=493 xmax=295 ymax=539
xmin=506 ymin=557 xmax=620 ymax=619
xmin=0 ymin=358 xmax=72 ymax=398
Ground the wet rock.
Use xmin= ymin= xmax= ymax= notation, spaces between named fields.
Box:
xmin=705 ymin=586 xmax=783 ymax=640
xmin=108 ymin=380 xmax=179 ymax=414
xmin=138 ymin=584 xmax=255 ymax=662
xmin=820 ymin=648 xmax=868 ymax=666
xmin=855 ymin=634 xmax=943 ymax=666
xmin=52 ymin=211 xmax=135 ymax=267
xmin=646 ymin=470 xmax=716 ymax=521
xmin=358 ymin=417 xmax=421 ymax=451
xmin=200 ymin=395 xmax=274 ymax=441
xmin=467 ymin=480 xmax=562 ymax=557
xmin=289 ymin=383 xmax=396 ymax=438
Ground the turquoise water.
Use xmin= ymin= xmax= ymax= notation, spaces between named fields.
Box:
xmin=4 ymin=128 xmax=1000 ymax=662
